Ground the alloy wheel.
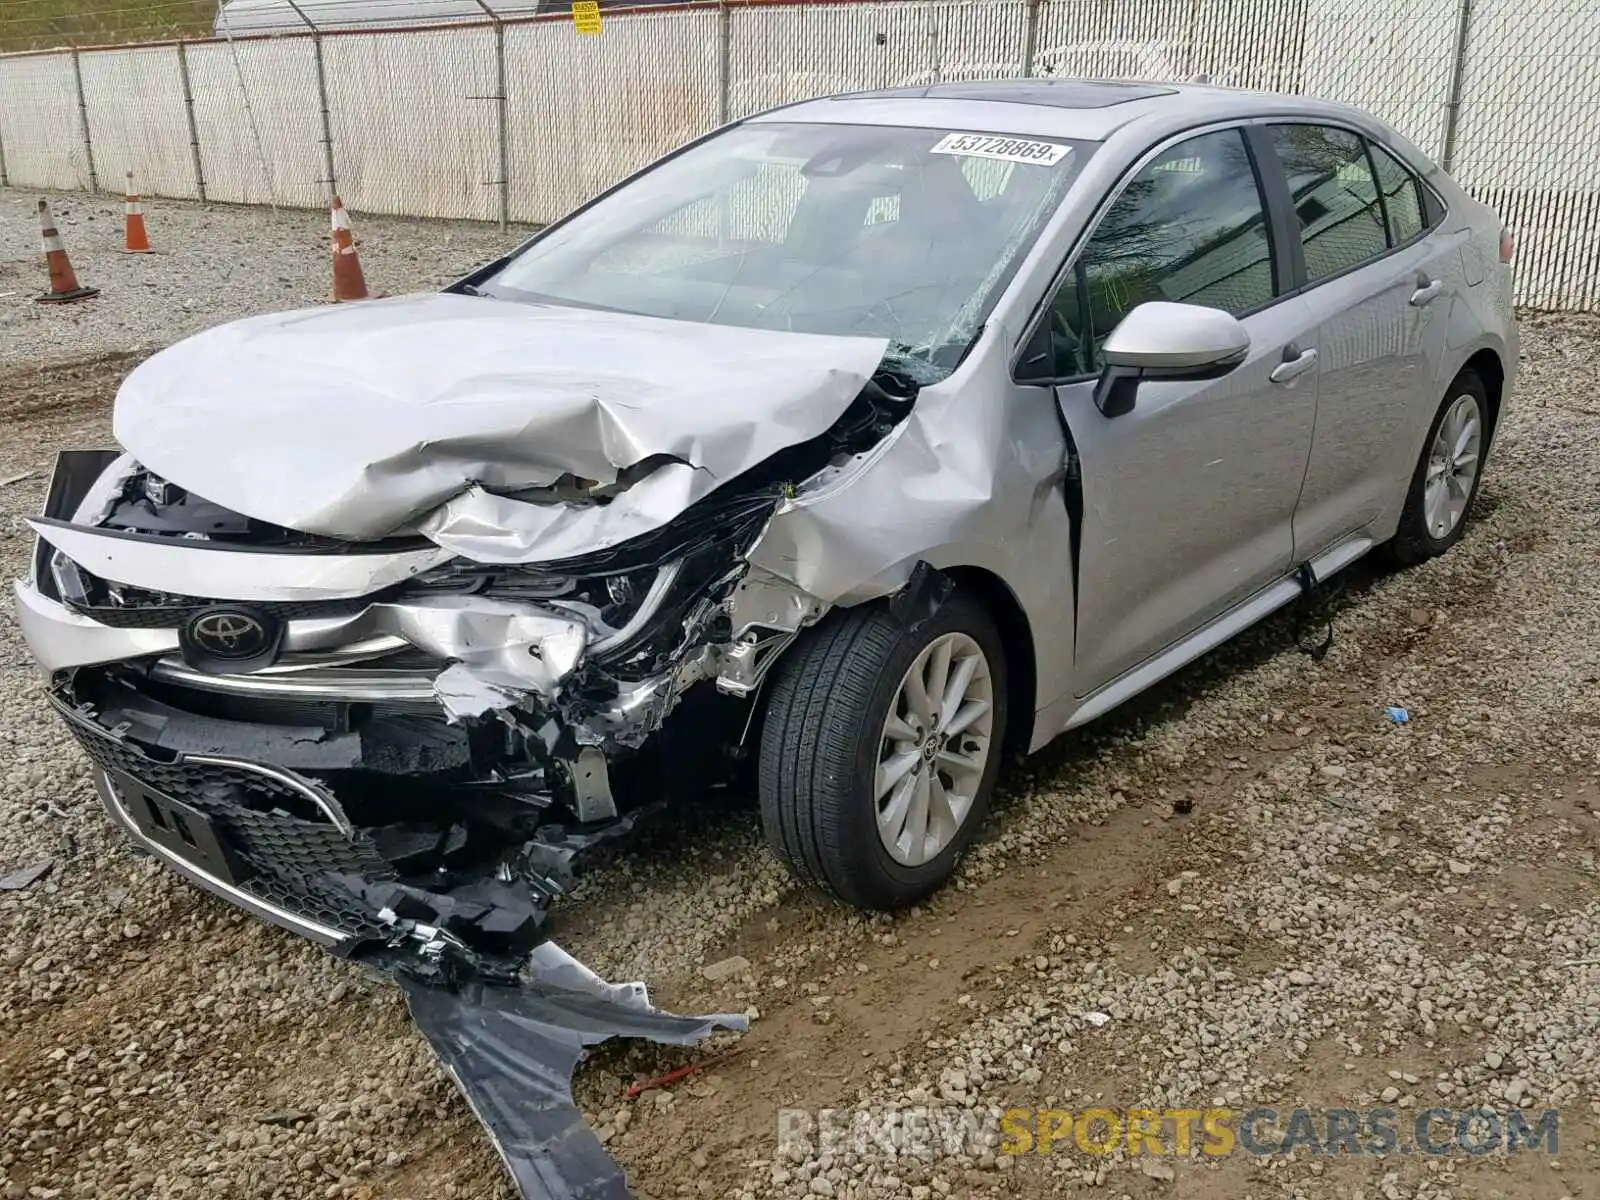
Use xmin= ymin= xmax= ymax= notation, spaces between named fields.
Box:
xmin=1423 ymin=393 xmax=1483 ymax=540
xmin=874 ymin=632 xmax=995 ymax=867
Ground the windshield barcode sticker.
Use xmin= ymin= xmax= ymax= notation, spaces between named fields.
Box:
xmin=929 ymin=133 xmax=1071 ymax=166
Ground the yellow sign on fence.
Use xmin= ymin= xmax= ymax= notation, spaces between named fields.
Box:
xmin=572 ymin=1 xmax=602 ymax=34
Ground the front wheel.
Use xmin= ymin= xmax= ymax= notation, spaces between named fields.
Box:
xmin=1386 ymin=370 xmax=1490 ymax=566
xmin=758 ymin=591 xmax=1008 ymax=910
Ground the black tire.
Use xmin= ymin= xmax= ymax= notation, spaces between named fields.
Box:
xmin=757 ymin=592 xmax=1008 ymax=910
xmin=1385 ymin=369 xmax=1491 ymax=566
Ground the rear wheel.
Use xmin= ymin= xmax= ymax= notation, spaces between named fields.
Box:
xmin=758 ymin=592 xmax=1007 ymax=910
xmin=1386 ymin=370 xmax=1490 ymax=565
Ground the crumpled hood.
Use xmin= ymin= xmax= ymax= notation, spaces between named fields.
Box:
xmin=114 ymin=293 xmax=888 ymax=550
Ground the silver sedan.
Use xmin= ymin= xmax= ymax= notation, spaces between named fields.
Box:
xmin=15 ymin=80 xmax=1516 ymax=959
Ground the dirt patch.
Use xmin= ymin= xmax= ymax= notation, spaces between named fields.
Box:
xmin=0 ymin=350 xmax=139 ymax=423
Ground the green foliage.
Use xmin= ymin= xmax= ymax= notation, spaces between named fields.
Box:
xmin=0 ymin=0 xmax=217 ymax=54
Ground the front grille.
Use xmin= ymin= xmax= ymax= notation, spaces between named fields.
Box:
xmin=62 ymin=703 xmax=396 ymax=940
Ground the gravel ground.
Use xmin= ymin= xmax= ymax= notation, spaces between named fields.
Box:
xmin=3 ymin=188 xmax=1599 ymax=1200
xmin=0 ymin=189 xmax=529 ymax=364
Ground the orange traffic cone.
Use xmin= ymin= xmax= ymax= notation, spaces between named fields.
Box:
xmin=123 ymin=171 xmax=153 ymax=253
xmin=35 ymin=199 xmax=98 ymax=304
xmin=330 ymin=196 xmax=368 ymax=302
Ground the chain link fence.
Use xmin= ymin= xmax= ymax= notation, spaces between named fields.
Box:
xmin=1 ymin=0 xmax=1596 ymax=309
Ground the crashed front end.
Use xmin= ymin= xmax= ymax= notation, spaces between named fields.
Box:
xmin=17 ymin=452 xmax=835 ymax=972
xmin=12 ymin=299 xmax=907 ymax=977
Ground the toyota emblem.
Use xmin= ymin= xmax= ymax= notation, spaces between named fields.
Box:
xmin=185 ymin=607 xmax=274 ymax=661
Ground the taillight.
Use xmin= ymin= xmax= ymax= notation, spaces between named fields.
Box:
xmin=1499 ymin=227 xmax=1516 ymax=264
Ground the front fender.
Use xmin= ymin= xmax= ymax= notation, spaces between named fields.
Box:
xmin=744 ymin=365 xmax=1078 ymax=728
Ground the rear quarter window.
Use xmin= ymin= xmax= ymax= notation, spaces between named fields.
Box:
xmin=1369 ymin=142 xmax=1430 ymax=244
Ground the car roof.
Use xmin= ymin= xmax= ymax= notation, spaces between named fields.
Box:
xmin=748 ymin=80 xmax=1382 ymax=146
xmin=849 ymin=79 xmax=1175 ymax=110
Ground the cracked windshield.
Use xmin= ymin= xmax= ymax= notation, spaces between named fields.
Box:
xmin=483 ymin=122 xmax=1090 ymax=382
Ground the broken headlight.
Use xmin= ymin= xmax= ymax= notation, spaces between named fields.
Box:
xmin=405 ymin=562 xmax=574 ymax=599
xmin=404 ymin=561 xmax=665 ymax=655
xmin=50 ymin=549 xmax=189 ymax=614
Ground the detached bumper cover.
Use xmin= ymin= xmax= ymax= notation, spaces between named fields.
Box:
xmin=62 ymin=692 xmax=409 ymax=945
xmin=404 ymin=963 xmax=746 ymax=1200
xmin=54 ymin=666 xmax=596 ymax=959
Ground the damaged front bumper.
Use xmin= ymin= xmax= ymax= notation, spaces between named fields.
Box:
xmin=16 ymin=452 xmax=834 ymax=974
xmin=52 ymin=668 xmax=629 ymax=962
xmin=12 ymin=301 xmax=939 ymax=1197
xmin=14 ymin=460 xmax=781 ymax=1200
xmin=55 ymin=671 xmax=752 ymax=1200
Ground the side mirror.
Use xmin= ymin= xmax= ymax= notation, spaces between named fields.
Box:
xmin=1093 ymin=301 xmax=1250 ymax=417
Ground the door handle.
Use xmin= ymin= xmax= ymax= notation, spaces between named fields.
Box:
xmin=1269 ymin=345 xmax=1317 ymax=384
xmin=1410 ymin=278 xmax=1444 ymax=306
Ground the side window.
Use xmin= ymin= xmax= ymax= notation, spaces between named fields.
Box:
xmin=1269 ymin=124 xmax=1388 ymax=283
xmin=1369 ymin=142 xmax=1428 ymax=244
xmin=1034 ymin=128 xmax=1276 ymax=378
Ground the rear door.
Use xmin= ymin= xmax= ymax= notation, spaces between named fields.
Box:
xmin=1261 ymin=124 xmax=1458 ymax=556
xmin=1018 ymin=126 xmax=1320 ymax=694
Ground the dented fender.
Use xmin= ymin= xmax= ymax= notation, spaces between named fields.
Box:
xmin=740 ymin=347 xmax=1079 ymax=738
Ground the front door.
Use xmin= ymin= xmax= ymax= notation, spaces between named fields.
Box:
xmin=1062 ymin=294 xmax=1321 ymax=691
xmin=1020 ymin=127 xmax=1320 ymax=694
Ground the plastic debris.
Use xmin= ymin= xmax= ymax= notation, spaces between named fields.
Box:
xmin=623 ymin=1047 xmax=745 ymax=1100
xmin=402 ymin=943 xmax=747 ymax=1200
xmin=1385 ymin=706 xmax=1410 ymax=724
xmin=0 ymin=861 xmax=53 ymax=890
